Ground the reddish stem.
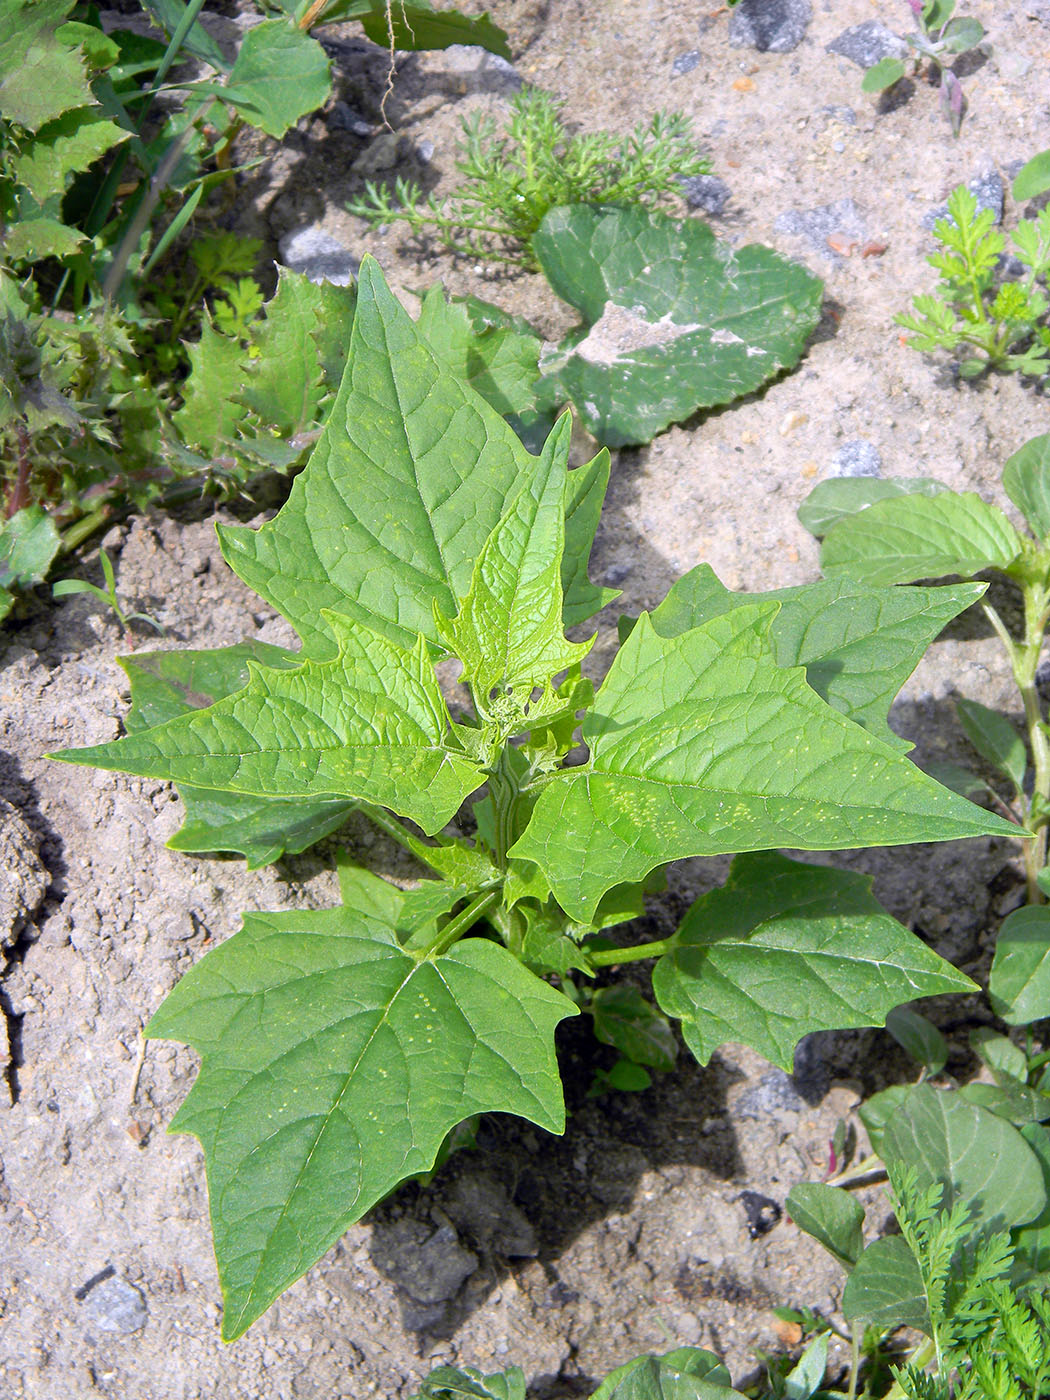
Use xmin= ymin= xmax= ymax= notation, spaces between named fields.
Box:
xmin=5 ymin=423 xmax=32 ymax=519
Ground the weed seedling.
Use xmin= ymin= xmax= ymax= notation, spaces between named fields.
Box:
xmin=347 ymin=86 xmax=710 ymax=266
xmin=861 ymin=0 xmax=986 ymax=135
xmin=53 ymin=548 xmax=163 ymax=638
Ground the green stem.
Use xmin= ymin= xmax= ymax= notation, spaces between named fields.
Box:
xmin=987 ymin=589 xmax=1050 ymax=903
xmin=58 ymin=505 xmax=113 ymax=555
xmin=361 ymin=805 xmax=460 ymax=875
xmin=848 ymin=1323 xmax=861 ymax=1400
xmin=423 ymin=891 xmax=498 ymax=959
xmin=588 ymin=937 xmax=676 ymax=968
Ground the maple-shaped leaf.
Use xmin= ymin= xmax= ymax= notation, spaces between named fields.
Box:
xmin=512 ymin=604 xmax=1016 ymax=922
xmin=147 ymin=901 xmax=575 ymax=1338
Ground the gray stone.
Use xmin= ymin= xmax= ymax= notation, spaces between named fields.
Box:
xmin=829 ymin=439 xmax=881 ymax=479
xmin=328 ymin=101 xmax=372 ymax=137
xmin=371 ymin=1219 xmax=477 ymax=1305
xmin=672 ymin=49 xmax=701 ymax=76
xmin=433 ymin=43 xmax=522 ymax=95
xmin=735 ymin=1069 xmax=806 ymax=1120
xmin=923 ymin=169 xmax=1004 ymax=230
xmin=821 ymin=104 xmax=857 ymax=126
xmin=352 ymin=131 xmax=411 ymax=176
xmin=729 ymin=0 xmax=811 ymax=53
xmin=826 ymin=21 xmax=908 ymax=69
xmin=443 ymin=1174 xmax=537 ymax=1258
xmin=774 ymin=197 xmax=866 ymax=261
xmin=277 ymin=227 xmax=359 ymax=287
xmin=679 ymin=174 xmax=731 ymax=215
xmin=81 ymin=1277 xmax=148 ymax=1335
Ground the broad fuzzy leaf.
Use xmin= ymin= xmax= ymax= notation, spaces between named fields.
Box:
xmin=819 ymin=491 xmax=1024 ymax=586
xmin=591 ymin=1350 xmax=741 ymax=1400
xmin=55 ymin=612 xmax=484 ymax=835
xmin=511 ymin=606 xmax=1014 ymax=923
xmin=146 ymin=905 xmax=576 ymax=1338
xmin=1003 ymin=433 xmax=1050 ymax=541
xmin=989 ymin=906 xmax=1050 ymax=1025
xmin=648 ymin=564 xmax=985 ymax=750
xmin=435 ymin=414 xmax=592 ymax=714
xmin=533 ymin=206 xmax=823 ymax=447
xmin=0 ymin=506 xmax=61 ymax=618
xmin=1013 ymin=1124 xmax=1050 ymax=1273
xmin=415 ymin=288 xmax=545 ymax=420
xmin=562 ymin=447 xmax=618 ymax=625
xmin=652 ymin=853 xmax=974 ymax=1070
xmin=842 ymin=1235 xmax=929 ymax=1332
xmin=785 ymin=1182 xmax=865 ymax=1269
xmin=0 ymin=0 xmax=93 ymax=129
xmin=217 ymin=258 xmax=610 ymax=657
xmin=212 ymin=21 xmax=330 ymax=140
xmin=11 ymin=109 xmax=128 ymax=203
xmin=880 ymin=1085 xmax=1046 ymax=1232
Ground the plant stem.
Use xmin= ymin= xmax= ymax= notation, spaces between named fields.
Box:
xmin=6 ymin=424 xmax=32 ymax=518
xmin=58 ymin=505 xmax=113 ymax=554
xmin=362 ymin=805 xmax=460 ymax=874
xmin=847 ymin=1324 xmax=861 ymax=1400
xmin=423 ymin=891 xmax=498 ymax=959
xmin=588 ymin=937 xmax=675 ymax=967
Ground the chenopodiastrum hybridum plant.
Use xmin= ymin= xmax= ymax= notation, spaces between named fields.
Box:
xmin=53 ymin=258 xmax=1016 ymax=1338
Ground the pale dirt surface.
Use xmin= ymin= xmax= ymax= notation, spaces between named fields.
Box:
xmin=2 ymin=1 xmax=1050 ymax=1396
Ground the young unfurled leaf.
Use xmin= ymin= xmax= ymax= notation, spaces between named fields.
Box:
xmin=885 ymin=1006 xmax=949 ymax=1076
xmin=589 ymin=986 xmax=677 ymax=1072
xmin=217 ymin=258 xmax=610 ymax=657
xmin=785 ymin=1182 xmax=865 ymax=1269
xmin=861 ymin=57 xmax=906 ymax=92
xmin=819 ymin=491 xmax=1025 ymax=587
xmin=1003 ymin=433 xmax=1050 ymax=541
xmin=533 ymin=205 xmax=823 ymax=447
xmin=955 ymin=697 xmax=1027 ymax=794
xmin=647 ymin=564 xmax=985 ymax=750
xmin=512 ymin=606 xmax=1015 ymax=922
xmin=651 ymin=853 xmax=974 ymax=1071
xmin=146 ymin=903 xmax=576 ymax=1338
xmin=435 ymin=414 xmax=593 ymax=722
xmin=56 ymin=613 xmax=485 ymax=835
xmin=989 ymin=905 xmax=1050 ymax=1025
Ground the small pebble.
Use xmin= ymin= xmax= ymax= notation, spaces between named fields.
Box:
xmin=672 ymin=49 xmax=701 ymax=76
xmin=729 ymin=0 xmax=811 ymax=53
xmin=774 ymin=197 xmax=867 ymax=261
xmin=328 ymin=101 xmax=372 ymax=137
xmin=81 ymin=1277 xmax=148 ymax=1335
xmin=826 ymin=20 xmax=908 ymax=69
xmin=679 ymin=174 xmax=730 ymax=215
xmin=278 ymin=227 xmax=359 ymax=287
xmin=829 ymin=439 xmax=882 ymax=478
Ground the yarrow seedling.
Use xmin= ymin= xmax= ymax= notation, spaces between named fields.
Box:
xmin=53 ymin=259 xmax=1014 ymax=1339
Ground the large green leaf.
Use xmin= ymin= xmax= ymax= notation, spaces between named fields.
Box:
xmin=842 ymin=1235 xmax=930 ymax=1332
xmin=819 ymin=491 xmax=1024 ymax=586
xmin=651 ymin=853 xmax=973 ymax=1070
xmin=357 ymin=0 xmax=510 ymax=56
xmin=217 ymin=258 xmax=609 ymax=657
xmin=435 ymin=414 xmax=592 ymax=716
xmin=989 ymin=905 xmax=1050 ymax=1025
xmin=54 ymin=612 xmax=484 ymax=836
xmin=415 ymin=288 xmax=545 ymax=421
xmin=879 ymin=1085 xmax=1047 ymax=1232
xmin=511 ymin=606 xmax=1014 ymax=923
xmin=647 ymin=564 xmax=984 ymax=750
xmin=146 ymin=902 xmax=576 ymax=1338
xmin=533 ymin=206 xmax=823 ymax=447
xmin=1013 ymin=1124 xmax=1050 ymax=1274
xmin=0 ymin=0 xmax=93 ymax=129
xmin=1003 ymin=433 xmax=1050 ymax=542
xmin=562 ymin=446 xmax=618 ymax=626
xmin=592 ymin=1350 xmax=744 ymax=1400
xmin=207 ymin=20 xmax=330 ymax=140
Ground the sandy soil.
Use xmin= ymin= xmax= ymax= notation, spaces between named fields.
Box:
xmin=2 ymin=0 xmax=1049 ymax=1395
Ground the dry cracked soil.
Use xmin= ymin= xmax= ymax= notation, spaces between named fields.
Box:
xmin=2 ymin=0 xmax=1050 ymax=1396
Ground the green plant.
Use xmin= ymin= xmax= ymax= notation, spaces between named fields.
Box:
xmin=787 ymin=1084 xmax=1050 ymax=1399
xmin=49 ymin=257 xmax=1015 ymax=1338
xmin=861 ymin=1 xmax=985 ymax=135
xmin=52 ymin=545 xmax=162 ymax=636
xmin=896 ymin=186 xmax=1050 ymax=379
xmin=0 ymin=505 xmax=60 ymax=620
xmin=0 ymin=0 xmax=510 ymax=610
xmin=347 ymin=86 xmax=710 ymax=266
xmin=799 ymin=433 xmax=1050 ymax=926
